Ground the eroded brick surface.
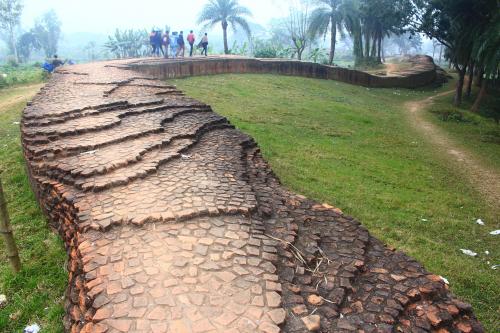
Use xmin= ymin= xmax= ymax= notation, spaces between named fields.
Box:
xmin=22 ymin=59 xmax=482 ymax=332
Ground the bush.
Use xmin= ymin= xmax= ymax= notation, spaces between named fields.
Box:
xmin=253 ymin=39 xmax=291 ymax=59
xmin=0 ymin=63 xmax=45 ymax=89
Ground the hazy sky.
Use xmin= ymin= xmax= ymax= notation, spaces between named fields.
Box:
xmin=21 ymin=0 xmax=291 ymax=34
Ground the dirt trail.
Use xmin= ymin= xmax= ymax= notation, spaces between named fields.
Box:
xmin=405 ymin=91 xmax=500 ymax=209
xmin=385 ymin=63 xmax=399 ymax=75
xmin=0 ymin=84 xmax=43 ymax=112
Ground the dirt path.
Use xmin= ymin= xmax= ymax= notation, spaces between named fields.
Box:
xmin=0 ymin=84 xmax=43 ymax=112
xmin=405 ymin=91 xmax=500 ymax=209
xmin=385 ymin=63 xmax=399 ymax=75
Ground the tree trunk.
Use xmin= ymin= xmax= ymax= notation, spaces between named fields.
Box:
xmin=354 ymin=30 xmax=363 ymax=64
xmin=364 ymin=31 xmax=370 ymax=61
xmin=297 ymin=46 xmax=304 ymax=60
xmin=475 ymin=67 xmax=484 ymax=87
xmin=222 ymin=21 xmax=229 ymax=54
xmin=471 ymin=79 xmax=487 ymax=113
xmin=370 ymin=36 xmax=377 ymax=58
xmin=328 ymin=20 xmax=336 ymax=65
xmin=377 ymin=35 xmax=382 ymax=63
xmin=9 ymin=27 xmax=19 ymax=63
xmin=0 ymin=178 xmax=21 ymax=273
xmin=466 ymin=62 xmax=474 ymax=97
xmin=381 ymin=39 xmax=385 ymax=62
xmin=453 ymin=66 xmax=466 ymax=106
xmin=438 ymin=45 xmax=443 ymax=64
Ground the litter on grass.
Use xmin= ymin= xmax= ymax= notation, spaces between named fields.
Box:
xmin=421 ymin=218 xmax=428 ymax=222
xmin=460 ymin=249 xmax=477 ymax=257
xmin=475 ymin=218 xmax=485 ymax=225
xmin=489 ymin=230 xmax=500 ymax=235
xmin=0 ymin=294 xmax=6 ymax=306
xmin=491 ymin=265 xmax=499 ymax=270
xmin=485 ymin=250 xmax=490 ymax=255
xmin=439 ymin=276 xmax=449 ymax=285
xmin=12 ymin=121 xmax=20 ymax=125
xmin=24 ymin=324 xmax=40 ymax=333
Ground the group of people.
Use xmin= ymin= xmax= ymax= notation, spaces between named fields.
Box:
xmin=149 ymin=29 xmax=209 ymax=58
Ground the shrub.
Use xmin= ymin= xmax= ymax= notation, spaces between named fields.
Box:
xmin=253 ymin=39 xmax=291 ymax=59
xmin=0 ymin=64 xmax=45 ymax=88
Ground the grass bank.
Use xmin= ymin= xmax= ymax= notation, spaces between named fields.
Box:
xmin=0 ymin=64 xmax=45 ymax=89
xmin=0 ymin=84 xmax=66 ymax=332
xmin=172 ymin=74 xmax=499 ymax=331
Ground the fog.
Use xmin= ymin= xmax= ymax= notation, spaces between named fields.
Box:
xmin=21 ymin=0 xmax=290 ymax=34
xmin=1 ymin=0 xmax=436 ymax=64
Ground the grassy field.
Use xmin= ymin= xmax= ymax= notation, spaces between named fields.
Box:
xmin=172 ymin=74 xmax=499 ymax=331
xmin=0 ymin=85 xmax=66 ymax=332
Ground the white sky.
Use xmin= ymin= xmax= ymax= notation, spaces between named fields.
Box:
xmin=20 ymin=0 xmax=291 ymax=34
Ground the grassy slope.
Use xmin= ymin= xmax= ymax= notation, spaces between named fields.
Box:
xmin=172 ymin=74 xmax=499 ymax=331
xmin=0 ymin=85 xmax=66 ymax=333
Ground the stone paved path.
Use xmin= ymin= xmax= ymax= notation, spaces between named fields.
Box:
xmin=22 ymin=59 xmax=483 ymax=333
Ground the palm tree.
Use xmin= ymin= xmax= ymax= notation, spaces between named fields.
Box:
xmin=469 ymin=8 xmax=499 ymax=113
xmin=308 ymin=0 xmax=344 ymax=65
xmin=197 ymin=0 xmax=252 ymax=54
xmin=341 ymin=0 xmax=363 ymax=65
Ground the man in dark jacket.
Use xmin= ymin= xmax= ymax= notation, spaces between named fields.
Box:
xmin=176 ymin=31 xmax=185 ymax=57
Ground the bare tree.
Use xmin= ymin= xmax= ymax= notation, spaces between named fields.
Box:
xmin=0 ymin=0 xmax=23 ymax=62
xmin=286 ymin=1 xmax=311 ymax=61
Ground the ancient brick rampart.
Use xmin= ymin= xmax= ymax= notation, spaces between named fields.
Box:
xmin=20 ymin=59 xmax=482 ymax=333
xmin=130 ymin=55 xmax=438 ymax=89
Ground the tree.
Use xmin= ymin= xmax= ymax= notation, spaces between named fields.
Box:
xmin=468 ymin=1 xmax=499 ymax=113
xmin=34 ymin=10 xmax=62 ymax=57
xmin=286 ymin=3 xmax=311 ymax=61
xmin=104 ymin=29 xmax=149 ymax=59
xmin=414 ymin=0 xmax=496 ymax=106
xmin=390 ymin=32 xmax=422 ymax=56
xmin=308 ymin=0 xmax=345 ymax=65
xmin=17 ymin=29 xmax=41 ymax=62
xmin=84 ymin=41 xmax=98 ymax=61
xmin=342 ymin=0 xmax=364 ymax=64
xmin=0 ymin=0 xmax=23 ymax=62
xmin=197 ymin=0 xmax=252 ymax=55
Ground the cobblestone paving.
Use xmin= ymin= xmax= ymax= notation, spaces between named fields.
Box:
xmin=22 ymin=59 xmax=483 ymax=332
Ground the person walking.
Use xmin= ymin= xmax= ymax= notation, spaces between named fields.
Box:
xmin=149 ymin=29 xmax=157 ymax=56
xmin=154 ymin=30 xmax=164 ymax=57
xmin=176 ymin=31 xmax=185 ymax=57
xmin=170 ymin=32 xmax=178 ymax=59
xmin=200 ymin=33 xmax=208 ymax=57
xmin=162 ymin=30 xmax=170 ymax=58
xmin=187 ymin=30 xmax=196 ymax=57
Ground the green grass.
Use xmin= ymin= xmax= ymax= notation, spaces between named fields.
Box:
xmin=0 ymin=85 xmax=66 ymax=333
xmin=426 ymin=89 xmax=500 ymax=170
xmin=0 ymin=65 xmax=46 ymax=89
xmin=172 ymin=74 xmax=499 ymax=331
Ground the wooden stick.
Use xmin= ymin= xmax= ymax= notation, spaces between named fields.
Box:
xmin=0 ymin=176 xmax=21 ymax=273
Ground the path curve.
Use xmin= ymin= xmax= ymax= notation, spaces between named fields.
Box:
xmin=405 ymin=92 xmax=500 ymax=208
xmin=21 ymin=59 xmax=483 ymax=333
